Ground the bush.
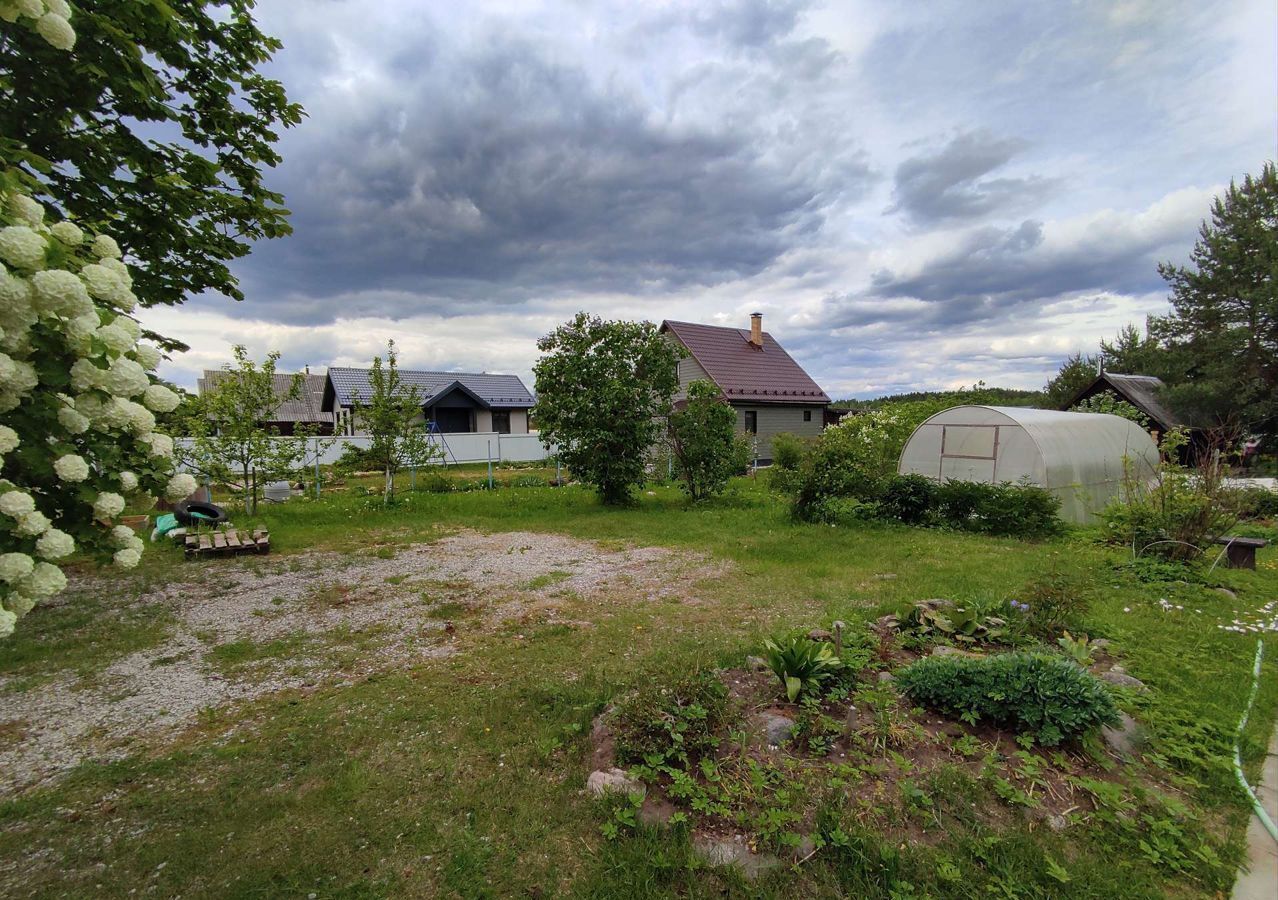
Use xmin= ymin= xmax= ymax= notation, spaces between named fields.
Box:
xmin=933 ymin=480 xmax=1061 ymax=537
xmin=768 ymin=432 xmax=811 ymax=495
xmin=1014 ymin=571 xmax=1090 ymax=635
xmin=668 ymin=380 xmax=751 ymax=501
xmin=612 ymin=670 xmax=732 ymax=767
xmin=1233 ymin=486 xmax=1278 ymax=521
xmin=897 ymin=652 xmax=1119 ymax=746
xmin=333 ymin=443 xmax=379 ymax=476
xmin=880 ymin=474 xmax=936 ymax=524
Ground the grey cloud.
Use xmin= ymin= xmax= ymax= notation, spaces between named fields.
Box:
xmin=890 ymin=130 xmax=1055 ymax=223
xmin=228 ymin=18 xmax=867 ymax=325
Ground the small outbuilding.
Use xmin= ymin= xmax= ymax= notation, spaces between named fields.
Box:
xmin=897 ymin=405 xmax=1159 ymax=523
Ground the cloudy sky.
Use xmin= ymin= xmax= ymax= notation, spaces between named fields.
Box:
xmin=141 ymin=0 xmax=1276 ymax=399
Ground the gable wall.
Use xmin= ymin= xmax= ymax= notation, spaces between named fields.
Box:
xmin=733 ymin=404 xmax=825 ymax=462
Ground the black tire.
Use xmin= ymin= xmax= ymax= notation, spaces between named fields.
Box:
xmin=173 ymin=500 xmax=227 ymax=527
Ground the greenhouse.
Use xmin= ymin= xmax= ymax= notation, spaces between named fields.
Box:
xmin=897 ymin=405 xmax=1159 ymax=523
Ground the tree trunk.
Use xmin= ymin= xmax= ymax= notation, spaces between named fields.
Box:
xmin=242 ymin=463 xmax=253 ymax=515
xmin=384 ymin=465 xmax=393 ymax=506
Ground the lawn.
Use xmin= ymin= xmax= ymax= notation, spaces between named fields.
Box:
xmin=0 ymin=475 xmax=1275 ymax=898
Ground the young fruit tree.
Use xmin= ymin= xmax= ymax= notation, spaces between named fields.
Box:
xmin=667 ymin=380 xmax=750 ymax=501
xmin=178 ymin=346 xmax=322 ymax=514
xmin=354 ymin=341 xmax=441 ymax=505
xmin=533 ymin=313 xmax=681 ymax=505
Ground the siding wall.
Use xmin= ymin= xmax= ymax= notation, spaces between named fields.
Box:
xmin=338 ymin=406 xmax=528 ymax=436
xmin=734 ymin=404 xmax=824 ymax=461
xmin=671 ymin=342 xmax=713 ymax=401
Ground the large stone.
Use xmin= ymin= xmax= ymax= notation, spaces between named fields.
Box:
xmin=1099 ymin=670 xmax=1148 ymax=693
xmin=1216 ymin=587 xmax=1238 ymax=601
xmin=930 ymin=645 xmax=967 ymax=658
xmin=807 ymin=628 xmax=834 ymax=642
xmin=1102 ymin=712 xmax=1142 ymax=757
xmin=749 ymin=712 xmax=796 ymax=747
xmin=877 ymin=671 xmax=896 ymax=684
xmin=586 ymin=768 xmax=645 ymax=799
xmin=638 ymin=794 xmax=679 ymax=826
xmin=693 ymin=833 xmax=780 ymax=879
xmin=744 ymin=655 xmax=769 ymax=672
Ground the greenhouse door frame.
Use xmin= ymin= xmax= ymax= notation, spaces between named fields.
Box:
xmin=939 ymin=424 xmax=1001 ymax=483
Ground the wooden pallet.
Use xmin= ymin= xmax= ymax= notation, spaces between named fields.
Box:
xmin=184 ymin=527 xmax=270 ymax=559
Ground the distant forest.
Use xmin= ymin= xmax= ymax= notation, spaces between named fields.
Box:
xmin=831 ymin=384 xmax=1048 ymax=412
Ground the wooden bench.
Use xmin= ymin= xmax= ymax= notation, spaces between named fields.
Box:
xmin=184 ymin=527 xmax=270 ymax=559
xmin=1212 ymin=535 xmax=1268 ymax=570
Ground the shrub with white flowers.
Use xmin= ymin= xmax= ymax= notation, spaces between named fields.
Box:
xmin=0 ymin=2 xmax=189 ymax=636
xmin=0 ymin=175 xmax=185 ymax=636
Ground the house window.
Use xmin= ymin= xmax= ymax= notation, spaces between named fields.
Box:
xmin=744 ymin=410 xmax=758 ymax=434
xmin=492 ymin=411 xmax=511 ymax=434
xmin=803 ymin=410 xmax=812 ymax=422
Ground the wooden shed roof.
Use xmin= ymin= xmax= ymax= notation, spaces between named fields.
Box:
xmin=660 ymin=319 xmax=830 ymax=404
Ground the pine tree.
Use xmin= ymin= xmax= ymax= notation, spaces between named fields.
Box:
xmin=1151 ymin=163 xmax=1278 ymax=433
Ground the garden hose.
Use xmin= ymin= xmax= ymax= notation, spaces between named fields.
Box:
xmin=1234 ymin=639 xmax=1278 ymax=844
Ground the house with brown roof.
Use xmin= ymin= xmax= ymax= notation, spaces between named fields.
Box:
xmin=661 ymin=314 xmax=830 ymax=462
xmin=197 ymin=369 xmax=336 ymax=436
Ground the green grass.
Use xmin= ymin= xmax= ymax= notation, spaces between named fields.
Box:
xmin=522 ymin=570 xmax=573 ymax=591
xmin=0 ymin=476 xmax=1275 ymax=898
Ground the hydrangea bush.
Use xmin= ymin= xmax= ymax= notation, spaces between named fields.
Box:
xmin=0 ymin=0 xmax=186 ymax=636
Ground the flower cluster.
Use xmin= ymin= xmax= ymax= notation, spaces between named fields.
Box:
xmin=0 ymin=174 xmax=183 ymax=636
xmin=0 ymin=0 xmax=75 ymax=51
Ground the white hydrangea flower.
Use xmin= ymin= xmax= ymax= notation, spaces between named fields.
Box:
xmin=49 ymin=220 xmax=82 ymax=245
xmin=53 ymin=453 xmax=90 ymax=482
xmin=14 ymin=0 xmax=44 ymax=20
xmin=95 ymin=321 xmax=134 ymax=355
xmin=115 ymin=316 xmax=140 ymax=341
xmin=0 ymin=608 xmax=15 ymax=639
xmin=70 ymin=357 xmax=102 ymax=392
xmin=34 ymin=12 xmax=74 ymax=50
xmin=99 ymin=256 xmax=131 ymax=283
xmin=0 ymin=490 xmax=35 ymax=518
xmin=57 ymin=405 xmax=90 ymax=434
xmin=0 ymin=266 xmax=32 ymax=307
xmin=127 ymin=534 xmax=144 ymax=553
xmin=165 ymin=472 xmax=198 ymax=502
xmin=0 ymin=225 xmax=46 ymax=270
xmin=15 ymin=509 xmax=51 ymax=536
xmin=0 ymin=424 xmax=17 ymax=453
xmin=6 ymin=594 xmax=35 ymax=617
xmin=45 ymin=0 xmax=69 ymax=16
xmin=118 ymin=470 xmax=138 ymax=492
xmin=79 ymin=263 xmax=122 ymax=301
xmin=0 ymin=552 xmax=34 ymax=583
xmin=0 ymin=352 xmax=14 ymax=383
xmin=145 ymin=432 xmax=174 ymax=459
xmin=35 ymin=528 xmax=74 ymax=559
xmin=113 ymin=547 xmax=142 ymax=569
xmin=122 ymin=399 xmax=155 ymax=435
xmin=101 ymin=357 xmax=148 ymax=398
xmin=93 ymin=492 xmax=126 ymax=520
xmin=110 ymin=524 xmax=136 ymax=548
xmin=92 ymin=234 xmax=122 ymax=260
xmin=7 ymin=192 xmax=43 ymax=227
xmin=20 ymin=561 xmax=67 ymax=598
xmin=32 ymin=269 xmax=93 ymax=318
xmin=8 ymin=359 xmax=36 ymax=395
xmin=133 ymin=343 xmax=162 ymax=370
xmin=64 ymin=312 xmax=99 ymax=347
xmin=142 ymin=383 xmax=180 ymax=413
xmin=96 ymin=398 xmax=132 ymax=431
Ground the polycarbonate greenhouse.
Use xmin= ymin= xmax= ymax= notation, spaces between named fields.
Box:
xmin=897 ymin=405 xmax=1159 ymax=524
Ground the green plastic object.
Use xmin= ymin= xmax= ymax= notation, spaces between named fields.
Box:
xmin=154 ymin=513 xmax=179 ymax=536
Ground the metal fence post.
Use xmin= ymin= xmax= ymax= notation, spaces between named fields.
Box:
xmin=487 ymin=440 xmax=494 ymax=489
xmin=314 ymin=437 xmax=321 ymax=500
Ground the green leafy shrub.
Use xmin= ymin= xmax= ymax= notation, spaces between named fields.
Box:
xmin=892 ymin=598 xmax=1010 ymax=645
xmin=1055 ymin=631 xmax=1096 ymax=666
xmin=933 ymin=480 xmax=1061 ymax=536
xmin=897 ymin=652 xmax=1119 ymax=746
xmin=1233 ymin=486 xmax=1278 ymax=521
xmin=333 ymin=443 xmax=379 ymax=476
xmin=768 ymin=432 xmax=811 ymax=495
xmin=880 ymin=474 xmax=936 ymax=524
xmin=1014 ymin=570 xmax=1090 ymax=635
xmin=667 ymin=380 xmax=751 ymax=501
xmin=762 ymin=635 xmax=844 ymax=701
xmin=612 ymin=670 xmax=732 ymax=767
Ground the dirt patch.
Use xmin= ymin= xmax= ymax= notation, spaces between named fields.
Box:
xmin=0 ymin=530 xmax=723 ymax=794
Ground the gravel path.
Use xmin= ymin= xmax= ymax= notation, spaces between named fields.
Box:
xmin=0 ymin=530 xmax=721 ymax=794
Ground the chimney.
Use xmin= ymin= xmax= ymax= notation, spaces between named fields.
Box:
xmin=749 ymin=312 xmax=763 ymax=348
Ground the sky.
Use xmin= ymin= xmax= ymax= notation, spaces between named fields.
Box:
xmin=140 ymin=0 xmax=1278 ymax=400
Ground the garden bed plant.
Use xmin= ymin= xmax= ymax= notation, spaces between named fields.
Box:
xmin=590 ymin=596 xmax=1242 ymax=893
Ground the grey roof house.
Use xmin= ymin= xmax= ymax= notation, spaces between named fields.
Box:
xmin=321 ymin=367 xmax=535 ymax=435
xmin=197 ymin=370 xmax=335 ymax=436
xmin=661 ymin=314 xmax=830 ymax=462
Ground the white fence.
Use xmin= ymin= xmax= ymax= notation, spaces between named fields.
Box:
xmin=177 ymin=432 xmax=554 ymax=470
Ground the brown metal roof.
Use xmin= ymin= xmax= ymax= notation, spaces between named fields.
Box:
xmin=660 ymin=320 xmax=830 ymax=404
xmin=198 ymin=371 xmax=333 ymax=424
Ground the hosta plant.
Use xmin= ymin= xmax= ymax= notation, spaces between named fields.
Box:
xmin=762 ymin=635 xmax=844 ymax=702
